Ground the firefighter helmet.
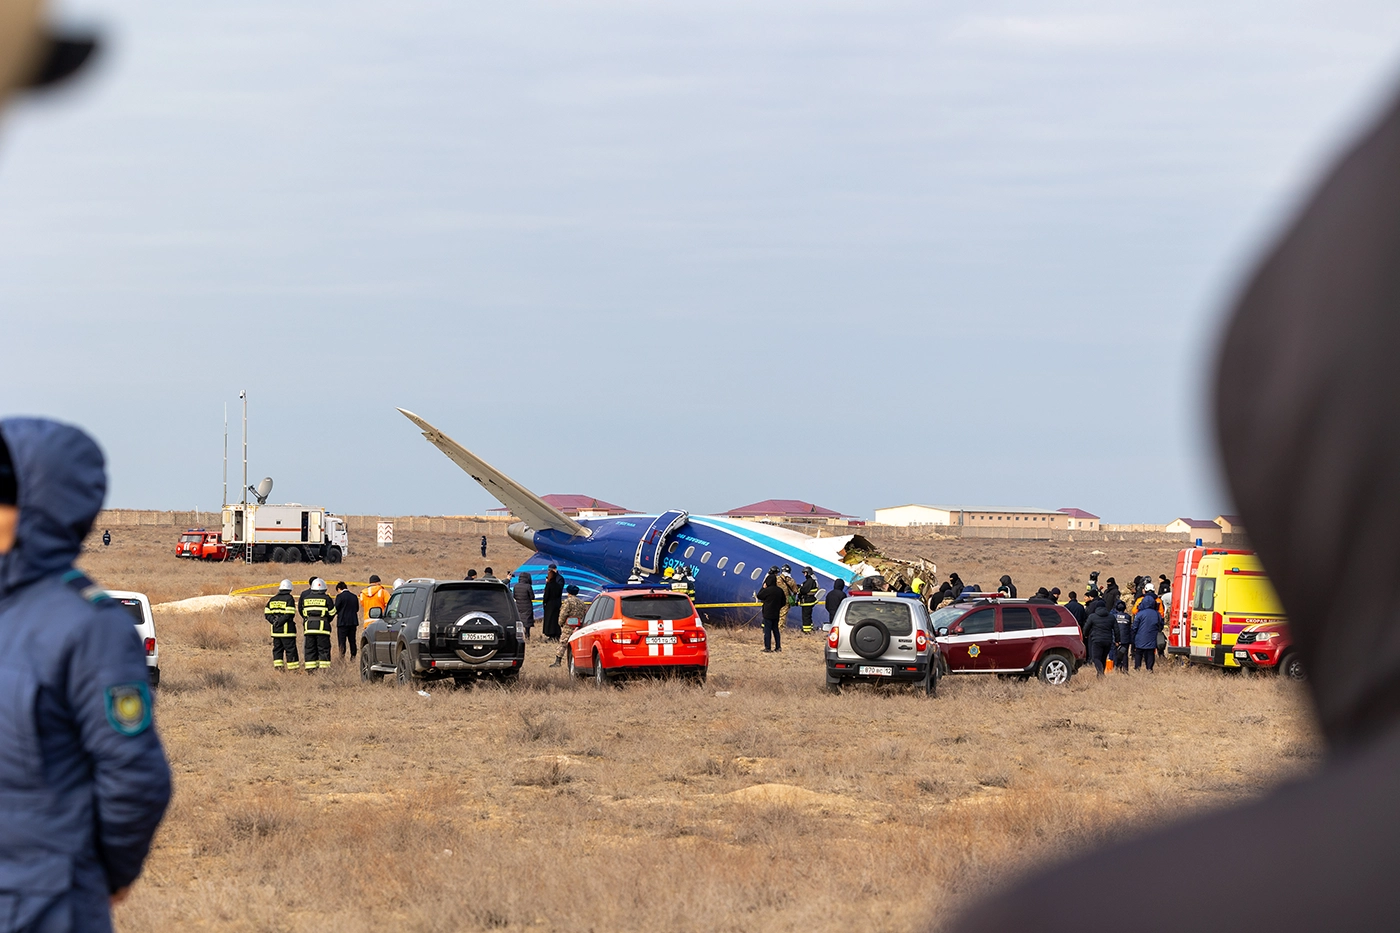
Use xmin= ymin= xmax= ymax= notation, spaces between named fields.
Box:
xmin=311 ymin=578 xmax=326 ymax=591
xmin=279 ymin=579 xmax=292 ymax=591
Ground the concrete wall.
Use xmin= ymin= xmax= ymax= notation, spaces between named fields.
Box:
xmin=95 ymin=510 xmax=517 ymax=537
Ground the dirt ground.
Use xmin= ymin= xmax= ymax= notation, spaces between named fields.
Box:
xmin=76 ymin=524 xmax=1320 ymax=932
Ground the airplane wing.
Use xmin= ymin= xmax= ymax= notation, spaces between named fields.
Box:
xmin=396 ymin=409 xmax=590 ymax=539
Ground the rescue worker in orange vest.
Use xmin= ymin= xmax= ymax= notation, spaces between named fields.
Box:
xmin=359 ymin=574 xmax=390 ymax=626
xmin=298 ymin=577 xmax=335 ymax=672
xmin=265 ymin=579 xmax=300 ymax=671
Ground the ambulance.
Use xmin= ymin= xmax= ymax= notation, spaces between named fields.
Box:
xmin=1179 ymin=550 xmax=1284 ymax=668
xmin=1166 ymin=547 xmax=1251 ymax=658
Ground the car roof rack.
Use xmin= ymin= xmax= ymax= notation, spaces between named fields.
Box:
xmin=405 ymin=577 xmax=436 ymax=585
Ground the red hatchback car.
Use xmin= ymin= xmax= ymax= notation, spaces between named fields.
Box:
xmin=931 ymin=598 xmax=1086 ymax=685
xmin=1232 ymin=621 xmax=1304 ymax=680
xmin=565 ymin=588 xmax=709 ymax=685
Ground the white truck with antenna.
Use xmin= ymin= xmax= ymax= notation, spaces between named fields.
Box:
xmin=221 ymin=479 xmax=350 ymax=565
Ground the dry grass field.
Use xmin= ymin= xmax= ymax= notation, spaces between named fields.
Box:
xmin=76 ymin=525 xmax=1321 ymax=932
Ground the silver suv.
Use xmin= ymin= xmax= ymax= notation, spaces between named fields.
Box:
xmin=824 ymin=595 xmax=939 ymax=695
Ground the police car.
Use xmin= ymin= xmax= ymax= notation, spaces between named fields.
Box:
xmin=931 ymin=596 xmax=1085 ymax=685
xmin=107 ymin=590 xmax=159 ymax=686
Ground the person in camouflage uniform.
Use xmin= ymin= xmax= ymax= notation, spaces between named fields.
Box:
xmin=776 ymin=565 xmax=799 ymax=629
xmin=551 ymin=585 xmax=589 ymax=666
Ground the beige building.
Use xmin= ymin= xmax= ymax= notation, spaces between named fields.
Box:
xmin=874 ymin=504 xmax=1069 ymax=528
xmin=1165 ymin=518 xmax=1223 ymax=544
xmin=1057 ymin=508 xmax=1100 ymax=531
xmin=1215 ymin=514 xmax=1245 ymax=535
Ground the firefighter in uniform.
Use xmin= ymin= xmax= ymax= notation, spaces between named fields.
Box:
xmin=299 ymin=577 xmax=335 ymax=672
xmin=266 ymin=579 xmax=300 ymax=671
xmin=798 ymin=566 xmax=820 ymax=633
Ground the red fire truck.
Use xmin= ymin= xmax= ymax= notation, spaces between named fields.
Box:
xmin=176 ymin=528 xmax=227 ymax=561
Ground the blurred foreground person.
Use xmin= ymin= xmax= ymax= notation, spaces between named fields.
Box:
xmin=0 ymin=419 xmax=171 ymax=931
xmin=265 ymin=579 xmax=300 ymax=671
xmin=946 ymin=80 xmax=1400 ymax=933
xmin=0 ymin=0 xmax=97 ymax=109
xmin=298 ymin=578 xmax=335 ymax=672
xmin=334 ymin=581 xmax=358 ymax=660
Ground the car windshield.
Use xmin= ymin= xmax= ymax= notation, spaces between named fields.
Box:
xmin=180 ymin=535 xmax=198 ymax=542
xmin=431 ymin=585 xmax=516 ymax=623
xmin=620 ymin=595 xmax=693 ymax=621
xmin=115 ymin=598 xmax=144 ymax=625
xmin=930 ymin=605 xmax=969 ymax=628
xmin=844 ymin=600 xmax=913 ymax=636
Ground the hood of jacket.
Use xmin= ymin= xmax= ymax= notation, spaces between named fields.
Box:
xmin=0 ymin=418 xmax=106 ymax=600
xmin=1214 ymin=91 xmax=1400 ymax=748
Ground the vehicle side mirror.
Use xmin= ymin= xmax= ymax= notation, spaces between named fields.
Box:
xmin=938 ymin=626 xmax=951 ymax=636
xmin=369 ymin=607 xmax=382 ymax=619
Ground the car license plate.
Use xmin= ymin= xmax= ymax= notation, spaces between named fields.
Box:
xmin=1234 ymin=650 xmax=1248 ymax=659
xmin=645 ymin=635 xmax=679 ymax=645
xmin=859 ymin=666 xmax=893 ymax=676
xmin=460 ymin=633 xmax=496 ymax=643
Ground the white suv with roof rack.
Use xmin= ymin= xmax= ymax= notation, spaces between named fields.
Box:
xmin=823 ymin=594 xmax=939 ymax=695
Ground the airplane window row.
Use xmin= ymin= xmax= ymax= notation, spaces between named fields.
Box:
xmin=659 ymin=544 xmax=763 ymax=581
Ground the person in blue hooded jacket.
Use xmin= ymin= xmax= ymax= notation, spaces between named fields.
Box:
xmin=0 ymin=418 xmax=172 ymax=931
xmin=1131 ymin=595 xmax=1164 ymax=671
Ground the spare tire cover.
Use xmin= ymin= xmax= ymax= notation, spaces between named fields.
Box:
xmin=850 ymin=619 xmax=891 ymax=659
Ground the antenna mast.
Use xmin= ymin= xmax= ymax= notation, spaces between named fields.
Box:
xmin=222 ymin=403 xmax=228 ymax=507
xmin=241 ymin=391 xmax=248 ymax=511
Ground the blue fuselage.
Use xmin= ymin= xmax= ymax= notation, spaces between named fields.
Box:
xmin=514 ymin=515 xmax=859 ymax=626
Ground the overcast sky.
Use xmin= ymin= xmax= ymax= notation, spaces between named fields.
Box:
xmin=4 ymin=1 xmax=1399 ymax=522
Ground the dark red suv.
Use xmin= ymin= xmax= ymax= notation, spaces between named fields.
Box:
xmin=931 ymin=598 xmax=1086 ymax=685
xmin=1232 ymin=621 xmax=1304 ymax=680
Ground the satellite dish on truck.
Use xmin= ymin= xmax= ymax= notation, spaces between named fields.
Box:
xmin=249 ymin=477 xmax=273 ymax=505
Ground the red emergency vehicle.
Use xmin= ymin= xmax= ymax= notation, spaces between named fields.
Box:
xmin=1167 ymin=546 xmax=1252 ymax=658
xmin=175 ymin=529 xmax=227 ymax=561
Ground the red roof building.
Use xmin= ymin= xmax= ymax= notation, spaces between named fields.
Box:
xmin=489 ymin=494 xmax=634 ymax=517
xmin=722 ymin=499 xmax=855 ymax=524
xmin=1057 ymin=507 xmax=1101 ymax=531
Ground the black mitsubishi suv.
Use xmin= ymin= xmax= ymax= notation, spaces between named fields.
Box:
xmin=360 ymin=578 xmax=526 ymax=686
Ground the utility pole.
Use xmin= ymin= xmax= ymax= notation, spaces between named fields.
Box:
xmin=240 ymin=391 xmax=248 ymax=510
xmin=222 ymin=403 xmax=228 ymax=507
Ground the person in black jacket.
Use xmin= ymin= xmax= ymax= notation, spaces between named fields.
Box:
xmin=1063 ymin=592 xmax=1087 ymax=631
xmin=1112 ymin=601 xmax=1133 ymax=674
xmin=757 ymin=572 xmax=786 ymax=652
xmin=333 ymin=581 xmax=359 ymax=660
xmin=1103 ymin=577 xmax=1120 ymax=614
xmin=1082 ymin=602 xmax=1116 ymax=676
xmin=1028 ymin=587 xmax=1054 ymax=604
xmin=825 ymin=578 xmax=847 ymax=623
xmin=541 ymin=565 xmax=564 ymax=641
xmin=998 ymin=574 xmax=1017 ymax=598
xmin=513 ymin=571 xmax=535 ymax=640
xmin=797 ymin=567 xmax=820 ymax=633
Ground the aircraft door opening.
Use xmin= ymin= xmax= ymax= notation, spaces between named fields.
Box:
xmin=634 ymin=510 xmax=689 ymax=576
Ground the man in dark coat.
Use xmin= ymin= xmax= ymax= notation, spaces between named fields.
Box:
xmin=1082 ymin=602 xmax=1115 ymax=676
xmin=541 ymin=565 xmax=564 ymax=641
xmin=1028 ymin=587 xmax=1054 ymax=604
xmin=1112 ymin=600 xmax=1133 ymax=672
xmin=1131 ymin=601 xmax=1162 ymax=671
xmin=757 ymin=571 xmax=786 ymax=652
xmin=824 ymin=578 xmax=847 ymax=623
xmin=513 ymin=571 xmax=535 ymax=639
xmin=0 ymin=418 xmax=172 ymax=930
xmin=480 ymin=535 xmax=487 ymax=558
xmin=1063 ymin=591 xmax=1087 ymax=631
xmin=997 ymin=574 xmax=1017 ymax=598
xmin=334 ymin=581 xmax=359 ymax=660
xmin=947 ymin=75 xmax=1400 ymax=933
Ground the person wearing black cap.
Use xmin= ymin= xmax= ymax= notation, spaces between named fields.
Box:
xmin=541 ymin=564 xmax=565 ymax=641
xmin=0 ymin=419 xmax=171 ymax=926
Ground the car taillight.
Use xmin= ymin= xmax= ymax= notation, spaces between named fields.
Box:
xmin=686 ymin=631 xmax=706 ymax=644
xmin=1211 ymin=611 xmax=1222 ymax=644
xmin=827 ymin=627 xmax=840 ymax=649
xmin=611 ymin=632 xmax=638 ymax=645
xmin=144 ymin=637 xmax=156 ymax=655
xmin=418 ymin=621 xmax=431 ymax=639
xmin=915 ymin=630 xmax=928 ymax=650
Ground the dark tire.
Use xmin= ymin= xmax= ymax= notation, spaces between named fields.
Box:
xmin=922 ymin=664 xmax=938 ymax=698
xmin=849 ymin=619 xmax=891 ymax=660
xmin=567 ymin=649 xmax=582 ymax=679
xmin=325 ymin=546 xmax=342 ymax=564
xmin=360 ymin=646 xmax=383 ymax=682
xmin=1037 ymin=651 xmax=1073 ymax=686
xmin=498 ymin=671 xmax=520 ymax=687
xmin=148 ymin=667 xmax=160 ymax=688
xmin=826 ymin=678 xmax=842 ymax=694
xmin=1280 ymin=653 xmax=1307 ymax=681
xmin=593 ymin=650 xmax=611 ymax=688
xmin=285 ymin=547 xmax=302 ymax=564
xmin=395 ymin=646 xmax=414 ymax=686
xmin=692 ymin=667 xmax=708 ymax=686
xmin=271 ymin=547 xmax=286 ymax=563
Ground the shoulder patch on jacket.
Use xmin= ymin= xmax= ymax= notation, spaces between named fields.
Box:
xmin=105 ymin=682 xmax=153 ymax=736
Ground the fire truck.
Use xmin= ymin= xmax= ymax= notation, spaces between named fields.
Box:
xmin=175 ymin=529 xmax=228 ymax=561
xmin=220 ymin=503 xmax=350 ymax=564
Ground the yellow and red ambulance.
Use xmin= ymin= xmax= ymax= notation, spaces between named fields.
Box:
xmin=1175 ymin=549 xmax=1285 ymax=668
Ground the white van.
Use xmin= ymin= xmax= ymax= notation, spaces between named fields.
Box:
xmin=106 ymin=590 xmax=159 ymax=686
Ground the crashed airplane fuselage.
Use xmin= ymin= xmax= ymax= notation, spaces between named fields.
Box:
xmin=398 ymin=409 xmax=917 ymax=626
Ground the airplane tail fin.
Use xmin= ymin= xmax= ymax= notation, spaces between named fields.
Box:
xmin=396 ymin=409 xmax=590 ymax=539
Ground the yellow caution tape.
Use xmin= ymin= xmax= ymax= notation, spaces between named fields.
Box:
xmin=230 ymin=581 xmax=371 ymax=596
xmin=693 ymin=602 xmax=762 ymax=608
